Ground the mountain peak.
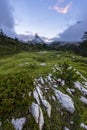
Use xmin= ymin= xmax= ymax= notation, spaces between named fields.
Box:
xmin=31 ymin=33 xmax=45 ymax=44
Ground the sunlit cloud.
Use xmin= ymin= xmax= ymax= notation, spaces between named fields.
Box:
xmin=49 ymin=1 xmax=72 ymax=14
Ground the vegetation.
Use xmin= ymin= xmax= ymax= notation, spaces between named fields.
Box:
xmin=0 ymin=31 xmax=87 ymax=129
xmin=53 ymin=62 xmax=80 ymax=85
xmin=50 ymin=32 xmax=87 ymax=57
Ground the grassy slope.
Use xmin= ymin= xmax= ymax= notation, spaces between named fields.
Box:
xmin=0 ymin=37 xmax=87 ymax=129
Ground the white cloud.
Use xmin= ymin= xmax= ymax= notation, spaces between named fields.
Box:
xmin=18 ymin=34 xmax=34 ymax=41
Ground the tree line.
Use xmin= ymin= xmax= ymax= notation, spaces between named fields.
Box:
xmin=0 ymin=28 xmax=87 ymax=57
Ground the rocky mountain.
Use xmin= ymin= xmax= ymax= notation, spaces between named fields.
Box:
xmin=30 ymin=34 xmax=45 ymax=45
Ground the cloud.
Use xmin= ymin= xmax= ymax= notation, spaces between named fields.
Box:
xmin=54 ymin=0 xmax=87 ymax=41
xmin=59 ymin=20 xmax=87 ymax=41
xmin=18 ymin=33 xmax=50 ymax=43
xmin=18 ymin=34 xmax=34 ymax=41
xmin=0 ymin=0 xmax=14 ymax=29
xmin=49 ymin=0 xmax=72 ymax=14
xmin=1 ymin=25 xmax=18 ymax=38
xmin=0 ymin=0 xmax=17 ymax=38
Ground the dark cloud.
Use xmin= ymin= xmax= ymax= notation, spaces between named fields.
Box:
xmin=59 ymin=20 xmax=87 ymax=41
xmin=1 ymin=25 xmax=18 ymax=38
xmin=0 ymin=0 xmax=14 ymax=29
xmin=0 ymin=0 xmax=17 ymax=38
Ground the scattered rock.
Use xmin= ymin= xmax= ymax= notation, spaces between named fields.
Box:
xmin=61 ymin=80 xmax=65 ymax=86
xmin=39 ymin=107 xmax=44 ymax=130
xmin=42 ymin=99 xmax=51 ymax=118
xmin=36 ymin=86 xmax=43 ymax=100
xmin=70 ymin=121 xmax=73 ymax=125
xmin=64 ymin=127 xmax=70 ymax=130
xmin=44 ymin=78 xmax=48 ymax=83
xmin=19 ymin=62 xmax=29 ymax=67
xmin=47 ymin=74 xmax=52 ymax=82
xmin=80 ymin=96 xmax=87 ymax=105
xmin=29 ymin=92 xmax=32 ymax=97
xmin=53 ymin=84 xmax=58 ymax=88
xmin=33 ymin=90 xmax=40 ymax=105
xmin=44 ymin=87 xmax=49 ymax=90
xmin=40 ymin=63 xmax=46 ymax=66
xmin=57 ymin=78 xmax=62 ymax=82
xmin=74 ymin=81 xmax=87 ymax=95
xmin=80 ymin=123 xmax=87 ymax=129
xmin=55 ymin=89 xmax=75 ymax=113
xmin=66 ymin=88 xmax=75 ymax=95
xmin=30 ymin=103 xmax=39 ymax=123
xmin=68 ymin=66 xmax=72 ymax=70
xmin=30 ymin=103 xmax=44 ymax=130
xmin=11 ymin=117 xmax=26 ymax=130
xmin=84 ymin=82 xmax=87 ymax=86
xmin=66 ymin=88 xmax=72 ymax=95
xmin=52 ymin=95 xmax=56 ymax=101
xmin=30 ymin=70 xmax=87 ymax=129
xmin=38 ymin=77 xmax=45 ymax=84
xmin=44 ymin=89 xmax=48 ymax=93
xmin=38 ymin=51 xmax=47 ymax=54
xmin=82 ymin=82 xmax=87 ymax=88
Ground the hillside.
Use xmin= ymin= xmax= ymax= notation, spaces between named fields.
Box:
xmin=0 ymin=35 xmax=47 ymax=57
xmin=0 ymin=35 xmax=87 ymax=130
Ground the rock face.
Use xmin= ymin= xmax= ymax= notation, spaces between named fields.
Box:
xmin=54 ymin=89 xmax=75 ymax=113
xmin=64 ymin=127 xmax=70 ymax=130
xmin=36 ymin=86 xmax=43 ymax=100
xmin=33 ymin=81 xmax=51 ymax=119
xmin=42 ymin=99 xmax=51 ymax=118
xmin=33 ymin=90 xmax=40 ymax=105
xmin=74 ymin=81 xmax=87 ymax=95
xmin=11 ymin=117 xmax=26 ymax=130
xmin=30 ymin=103 xmax=44 ymax=130
xmin=80 ymin=123 xmax=87 ymax=129
xmin=80 ymin=96 xmax=87 ymax=105
xmin=66 ymin=88 xmax=75 ymax=95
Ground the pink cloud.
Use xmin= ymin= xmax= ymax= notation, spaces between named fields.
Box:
xmin=49 ymin=1 xmax=72 ymax=14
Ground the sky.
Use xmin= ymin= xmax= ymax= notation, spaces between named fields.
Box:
xmin=0 ymin=0 xmax=87 ymax=41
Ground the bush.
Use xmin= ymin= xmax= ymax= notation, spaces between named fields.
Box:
xmin=53 ymin=62 xmax=80 ymax=86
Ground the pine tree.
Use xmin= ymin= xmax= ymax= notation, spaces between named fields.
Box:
xmin=0 ymin=29 xmax=4 ymax=37
xmin=79 ymin=32 xmax=87 ymax=56
xmin=82 ymin=32 xmax=87 ymax=41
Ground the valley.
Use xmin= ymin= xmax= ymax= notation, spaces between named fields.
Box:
xmin=0 ymin=49 xmax=87 ymax=130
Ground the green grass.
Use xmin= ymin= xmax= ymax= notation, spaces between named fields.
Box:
xmin=0 ymin=50 xmax=87 ymax=130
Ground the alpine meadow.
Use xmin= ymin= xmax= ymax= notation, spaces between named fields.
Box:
xmin=0 ymin=0 xmax=87 ymax=130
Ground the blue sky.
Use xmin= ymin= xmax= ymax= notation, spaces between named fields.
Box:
xmin=0 ymin=0 xmax=87 ymax=41
xmin=11 ymin=0 xmax=87 ymax=38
